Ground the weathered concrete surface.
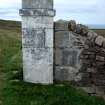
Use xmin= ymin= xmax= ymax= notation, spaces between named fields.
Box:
xmin=20 ymin=0 xmax=55 ymax=84
xmin=22 ymin=28 xmax=54 ymax=48
xmin=23 ymin=48 xmax=53 ymax=83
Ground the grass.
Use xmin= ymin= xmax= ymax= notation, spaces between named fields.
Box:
xmin=3 ymin=82 xmax=105 ymax=105
xmin=92 ymin=29 xmax=105 ymax=36
xmin=1 ymin=20 xmax=105 ymax=105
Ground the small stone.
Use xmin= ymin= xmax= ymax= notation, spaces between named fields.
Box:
xmin=87 ymin=31 xmax=93 ymax=40
xmin=96 ymin=61 xmax=105 ymax=66
xmin=84 ymin=45 xmax=89 ymax=49
xmin=101 ymin=48 xmax=105 ymax=53
xmin=55 ymin=84 xmax=65 ymax=87
xmin=75 ymin=24 xmax=88 ymax=35
xmin=91 ymin=33 xmax=98 ymax=43
xmin=81 ymin=25 xmax=88 ymax=36
xmin=87 ymin=68 xmax=96 ymax=73
xmin=75 ymin=24 xmax=82 ymax=34
xmin=95 ymin=36 xmax=104 ymax=46
xmin=93 ymin=32 xmax=98 ymax=38
xmin=54 ymin=20 xmax=68 ymax=30
xmin=87 ymin=31 xmax=98 ymax=41
xmin=80 ymin=87 xmax=96 ymax=94
xmin=68 ymin=20 xmax=76 ymax=31
xmin=82 ymin=51 xmax=94 ymax=55
xmin=12 ymin=71 xmax=19 ymax=74
xmin=80 ymin=54 xmax=89 ymax=59
xmin=89 ymin=54 xmax=95 ymax=59
xmin=95 ymin=87 xmax=105 ymax=96
xmin=102 ymin=40 xmax=105 ymax=48
xmin=9 ymin=79 xmax=20 ymax=83
xmin=85 ymin=39 xmax=93 ymax=47
xmin=96 ymin=56 xmax=105 ymax=62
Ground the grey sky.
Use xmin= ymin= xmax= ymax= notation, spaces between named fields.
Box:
xmin=0 ymin=0 xmax=105 ymax=24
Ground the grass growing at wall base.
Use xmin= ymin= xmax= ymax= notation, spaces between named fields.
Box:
xmin=4 ymin=81 xmax=105 ymax=105
xmin=1 ymin=20 xmax=105 ymax=105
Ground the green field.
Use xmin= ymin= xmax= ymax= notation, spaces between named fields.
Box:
xmin=92 ymin=29 xmax=105 ymax=36
xmin=0 ymin=20 xmax=105 ymax=105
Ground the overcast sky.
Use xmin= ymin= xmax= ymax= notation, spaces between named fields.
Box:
xmin=0 ymin=0 xmax=105 ymax=24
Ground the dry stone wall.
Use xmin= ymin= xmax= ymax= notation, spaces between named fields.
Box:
xmin=54 ymin=20 xmax=105 ymax=96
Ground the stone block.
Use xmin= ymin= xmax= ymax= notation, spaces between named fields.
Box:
xmin=81 ymin=26 xmax=88 ymax=36
xmin=80 ymin=87 xmax=96 ymax=94
xmin=23 ymin=47 xmax=53 ymax=84
xmin=55 ymin=31 xmax=70 ymax=48
xmin=96 ymin=56 xmax=105 ymax=62
xmin=22 ymin=17 xmax=53 ymax=29
xmin=96 ymin=61 xmax=105 ymax=66
xmin=22 ymin=28 xmax=54 ymax=48
xmin=62 ymin=50 xmax=78 ymax=67
xmin=55 ymin=48 xmax=79 ymax=67
xmin=87 ymin=68 xmax=96 ymax=73
xmin=95 ymin=87 xmax=105 ymax=96
xmin=102 ymin=40 xmax=105 ymax=48
xmin=22 ymin=28 xmax=46 ymax=48
xmin=75 ymin=24 xmax=82 ymax=34
xmin=55 ymin=48 xmax=63 ymax=65
xmin=82 ymin=50 xmax=95 ymax=55
xmin=88 ymin=54 xmax=96 ymax=59
xmin=95 ymin=36 xmax=104 ymax=46
xmin=87 ymin=31 xmax=92 ymax=39
xmin=79 ymin=73 xmax=92 ymax=86
xmin=95 ymin=80 xmax=105 ymax=86
xmin=23 ymin=47 xmax=53 ymax=65
xmin=54 ymin=21 xmax=68 ymax=31
xmin=80 ymin=54 xmax=89 ymax=59
xmin=55 ymin=66 xmax=80 ymax=81
xmin=87 ymin=31 xmax=98 ymax=41
xmin=23 ymin=64 xmax=53 ymax=84
xmin=45 ymin=29 xmax=54 ymax=47
xmin=68 ymin=20 xmax=76 ymax=32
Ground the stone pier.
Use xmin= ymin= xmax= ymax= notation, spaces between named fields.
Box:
xmin=19 ymin=0 xmax=56 ymax=84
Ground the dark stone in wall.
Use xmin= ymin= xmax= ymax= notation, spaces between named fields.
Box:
xmin=62 ymin=50 xmax=77 ymax=67
xmin=55 ymin=67 xmax=69 ymax=81
xmin=54 ymin=21 xmax=68 ymax=31
xmin=55 ymin=48 xmax=63 ymax=66
xmin=55 ymin=31 xmax=70 ymax=48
